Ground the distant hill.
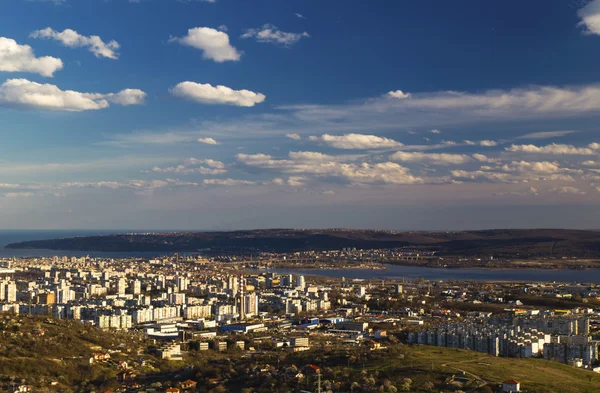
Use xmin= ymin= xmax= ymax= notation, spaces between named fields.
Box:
xmin=5 ymin=228 xmax=600 ymax=257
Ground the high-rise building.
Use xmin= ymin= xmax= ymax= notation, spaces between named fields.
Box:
xmin=116 ymin=278 xmax=127 ymax=295
xmin=131 ymin=279 xmax=142 ymax=295
xmin=176 ymin=277 xmax=189 ymax=292
xmin=227 ymin=276 xmax=239 ymax=296
xmin=0 ymin=281 xmax=16 ymax=303
xmin=295 ymin=275 xmax=305 ymax=289
xmin=243 ymin=293 xmax=259 ymax=317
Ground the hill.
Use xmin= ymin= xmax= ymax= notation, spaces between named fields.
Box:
xmin=5 ymin=228 xmax=600 ymax=258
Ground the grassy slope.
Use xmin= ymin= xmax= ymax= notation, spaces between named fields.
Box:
xmin=0 ymin=315 xmax=142 ymax=392
xmin=400 ymin=345 xmax=599 ymax=393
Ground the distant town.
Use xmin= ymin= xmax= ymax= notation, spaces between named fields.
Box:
xmin=0 ymin=251 xmax=598 ymax=392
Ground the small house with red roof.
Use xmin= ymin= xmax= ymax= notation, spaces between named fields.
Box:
xmin=502 ymin=379 xmax=520 ymax=392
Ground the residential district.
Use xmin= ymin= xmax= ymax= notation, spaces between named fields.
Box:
xmin=0 ymin=253 xmax=599 ymax=393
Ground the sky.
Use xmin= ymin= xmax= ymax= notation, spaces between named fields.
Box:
xmin=1 ymin=0 xmax=600 ymax=230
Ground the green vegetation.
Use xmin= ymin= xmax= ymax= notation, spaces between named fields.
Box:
xmin=0 ymin=314 xmax=598 ymax=392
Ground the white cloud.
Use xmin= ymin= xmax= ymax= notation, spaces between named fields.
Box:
xmin=430 ymin=129 xmax=441 ymax=134
xmin=502 ymin=161 xmax=561 ymax=174
xmin=105 ymin=89 xmax=146 ymax=106
xmin=198 ymin=137 xmax=219 ymax=145
xmin=150 ymin=157 xmax=226 ymax=175
xmin=172 ymin=27 xmax=241 ymax=62
xmin=464 ymin=140 xmax=497 ymax=147
xmin=578 ymin=0 xmax=600 ymax=35
xmin=170 ymin=82 xmax=265 ymax=107
xmin=203 ymin=178 xmax=257 ymax=186
xmin=0 ymin=78 xmax=145 ymax=111
xmin=551 ymin=186 xmax=585 ymax=195
xmin=506 ymin=143 xmax=596 ymax=155
xmin=241 ymin=24 xmax=309 ymax=46
xmin=286 ymin=133 xmax=302 ymax=141
xmin=387 ymin=90 xmax=411 ymax=99
xmin=516 ymin=130 xmax=577 ymax=140
xmin=2 ymin=192 xmax=35 ymax=198
xmin=273 ymin=176 xmax=306 ymax=187
xmin=236 ymin=152 xmax=422 ymax=185
xmin=295 ymin=13 xmax=305 ymax=19
xmin=309 ymin=133 xmax=403 ymax=149
xmin=472 ymin=153 xmax=498 ymax=163
xmin=389 ymin=151 xmax=471 ymax=165
xmin=149 ymin=158 xmax=227 ymax=175
xmin=30 ymin=28 xmax=120 ymax=59
xmin=288 ymin=151 xmax=333 ymax=161
xmin=451 ymin=169 xmax=515 ymax=183
xmin=151 ymin=164 xmax=225 ymax=175
xmin=0 ymin=37 xmax=63 ymax=77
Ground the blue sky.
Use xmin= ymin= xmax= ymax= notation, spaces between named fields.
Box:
xmin=2 ymin=0 xmax=600 ymax=230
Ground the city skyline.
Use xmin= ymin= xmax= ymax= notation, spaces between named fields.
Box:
xmin=2 ymin=0 xmax=600 ymax=230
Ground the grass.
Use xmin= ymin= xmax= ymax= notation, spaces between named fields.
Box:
xmin=396 ymin=345 xmax=599 ymax=393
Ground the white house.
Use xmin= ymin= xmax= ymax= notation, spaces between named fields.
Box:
xmin=502 ymin=379 xmax=521 ymax=392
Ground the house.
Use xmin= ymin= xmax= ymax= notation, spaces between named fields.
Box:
xmin=92 ymin=352 xmax=111 ymax=362
xmin=502 ymin=379 xmax=521 ymax=392
xmin=180 ymin=380 xmax=197 ymax=390
xmin=165 ymin=388 xmax=180 ymax=393
xmin=9 ymin=385 xmax=32 ymax=393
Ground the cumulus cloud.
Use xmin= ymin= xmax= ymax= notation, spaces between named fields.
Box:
xmin=502 ymin=161 xmax=561 ymax=174
xmin=578 ymin=0 xmax=600 ymax=35
xmin=430 ymin=129 xmax=441 ymax=134
xmin=472 ymin=153 xmax=498 ymax=163
xmin=170 ymin=81 xmax=266 ymax=107
xmin=506 ymin=143 xmax=596 ymax=155
xmin=198 ymin=137 xmax=219 ymax=145
xmin=463 ymin=140 xmax=498 ymax=147
xmin=30 ymin=28 xmax=120 ymax=59
xmin=171 ymin=27 xmax=241 ymax=62
xmin=0 ymin=37 xmax=63 ymax=77
xmin=288 ymin=151 xmax=333 ymax=161
xmin=150 ymin=158 xmax=227 ymax=175
xmin=387 ymin=90 xmax=411 ymax=99
xmin=551 ymin=186 xmax=585 ymax=195
xmin=389 ymin=151 xmax=471 ymax=165
xmin=451 ymin=169 xmax=515 ymax=183
xmin=203 ymin=178 xmax=257 ymax=186
xmin=0 ymin=79 xmax=145 ymax=111
xmin=105 ymin=89 xmax=146 ymax=106
xmin=286 ymin=133 xmax=302 ymax=141
xmin=241 ymin=24 xmax=309 ymax=46
xmin=236 ymin=152 xmax=422 ymax=185
xmin=309 ymin=133 xmax=403 ymax=149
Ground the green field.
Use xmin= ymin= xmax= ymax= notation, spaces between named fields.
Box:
xmin=377 ymin=345 xmax=600 ymax=393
